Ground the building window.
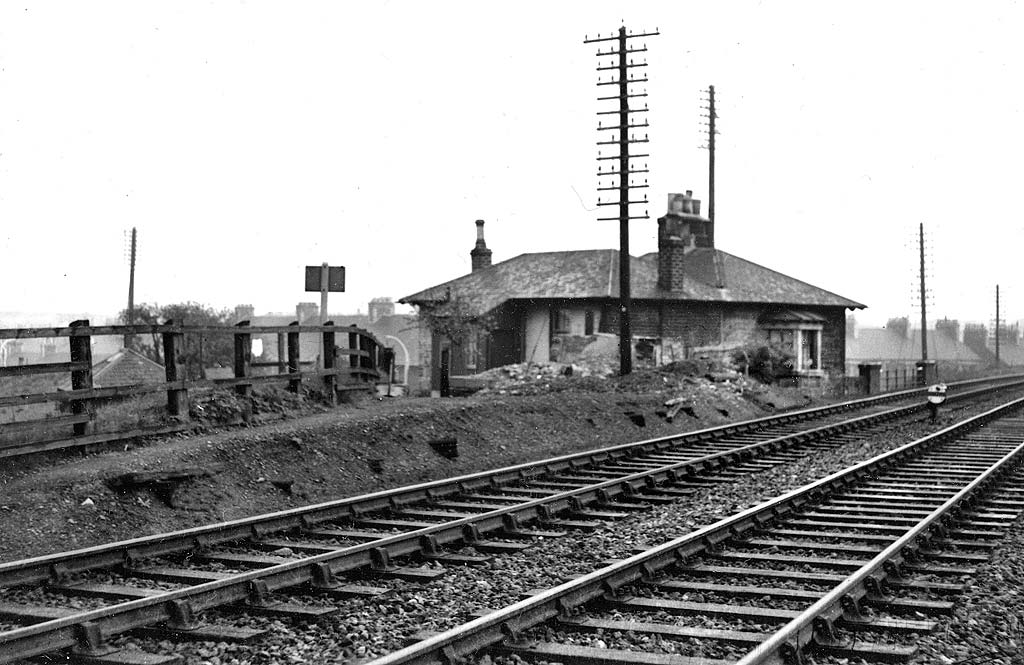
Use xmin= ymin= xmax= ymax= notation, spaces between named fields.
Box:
xmin=766 ymin=327 xmax=821 ymax=372
xmin=465 ymin=335 xmax=478 ymax=371
xmin=552 ymin=309 xmax=571 ymax=334
xmin=800 ymin=329 xmax=819 ymax=370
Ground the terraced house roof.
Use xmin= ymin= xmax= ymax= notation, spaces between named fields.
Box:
xmin=402 ymin=248 xmax=864 ymax=312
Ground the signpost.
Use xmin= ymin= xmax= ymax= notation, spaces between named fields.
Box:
xmin=305 ymin=264 xmax=346 ymax=367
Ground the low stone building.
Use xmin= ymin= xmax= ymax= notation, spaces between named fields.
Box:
xmin=402 ymin=192 xmax=864 ymax=392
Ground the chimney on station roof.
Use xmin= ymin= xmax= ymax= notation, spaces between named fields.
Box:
xmin=657 ymin=191 xmax=716 ymax=292
xmin=470 ymin=219 xmax=492 ymax=272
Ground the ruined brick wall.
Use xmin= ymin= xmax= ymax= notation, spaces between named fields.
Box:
xmin=819 ymin=307 xmax=848 ymax=375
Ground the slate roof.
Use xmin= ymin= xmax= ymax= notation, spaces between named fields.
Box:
xmin=401 ymin=248 xmax=864 ymax=312
xmin=55 ymin=348 xmax=166 ymax=390
xmin=989 ymin=342 xmax=1024 ymax=367
xmin=847 ymin=329 xmax=982 ymax=365
xmin=92 ymin=348 xmax=166 ymax=386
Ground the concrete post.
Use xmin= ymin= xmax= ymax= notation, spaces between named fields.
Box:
xmin=916 ymin=360 xmax=938 ymax=387
xmin=858 ymin=362 xmax=882 ymax=395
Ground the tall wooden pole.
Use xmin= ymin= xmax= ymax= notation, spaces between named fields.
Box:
xmin=124 ymin=227 xmax=137 ymax=348
xmin=319 ymin=262 xmax=329 ymax=368
xmin=586 ymin=25 xmax=658 ymax=376
xmin=919 ymin=222 xmax=928 ymax=361
xmin=995 ymin=284 xmax=1001 ymax=367
xmin=616 ymin=27 xmax=632 ymax=376
xmin=707 ymin=85 xmax=716 ymax=244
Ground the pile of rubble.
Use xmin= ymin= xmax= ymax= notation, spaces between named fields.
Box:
xmin=473 ymin=362 xmax=609 ymax=396
xmin=470 ymin=358 xmax=779 ymax=402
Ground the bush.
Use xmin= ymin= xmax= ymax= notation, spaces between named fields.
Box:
xmin=732 ymin=344 xmax=795 ymax=384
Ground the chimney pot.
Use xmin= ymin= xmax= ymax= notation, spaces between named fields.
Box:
xmin=470 ymin=219 xmax=492 ymax=272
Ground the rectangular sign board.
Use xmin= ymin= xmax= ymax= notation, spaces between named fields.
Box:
xmin=305 ymin=266 xmax=346 ymax=292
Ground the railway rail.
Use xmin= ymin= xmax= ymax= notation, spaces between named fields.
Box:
xmin=377 ymin=397 xmax=1024 ymax=665
xmin=0 ymin=376 xmax=1020 ymax=663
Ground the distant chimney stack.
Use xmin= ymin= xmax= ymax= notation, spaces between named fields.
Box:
xmin=936 ymin=318 xmax=960 ymax=342
xmin=885 ymin=317 xmax=911 ymax=341
xmin=470 ymin=219 xmax=492 ymax=272
xmin=296 ymin=302 xmax=319 ymax=323
xmin=368 ymin=297 xmax=395 ymax=323
xmin=234 ymin=304 xmax=255 ymax=324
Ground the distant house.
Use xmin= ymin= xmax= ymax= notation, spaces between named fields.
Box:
xmin=58 ymin=347 xmax=166 ymax=390
xmin=402 ymin=191 xmax=864 ymax=393
xmin=846 ymin=317 xmax=984 ymax=376
xmin=229 ymin=303 xmax=421 ymax=386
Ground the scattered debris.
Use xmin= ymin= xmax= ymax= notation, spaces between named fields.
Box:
xmin=80 ymin=498 xmax=95 ymax=508
xmin=268 ymin=478 xmax=295 ymax=494
xmin=106 ymin=465 xmax=225 ymax=508
xmin=663 ymin=397 xmax=695 ymax=423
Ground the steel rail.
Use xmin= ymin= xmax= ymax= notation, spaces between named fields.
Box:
xmin=737 ymin=431 xmax=1024 ymax=663
xmin=0 ymin=392 xmax=944 ymax=661
xmin=3 ymin=376 xmax=1000 ymax=588
xmin=366 ymin=396 xmax=1024 ymax=665
xmin=0 ymin=382 xmax=1018 ymax=662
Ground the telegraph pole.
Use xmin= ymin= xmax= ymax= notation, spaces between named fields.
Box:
xmin=586 ymin=25 xmax=658 ymax=376
xmin=125 ymin=227 xmax=137 ymax=349
xmin=995 ymin=284 xmax=1001 ymax=367
xmin=703 ymin=85 xmax=717 ymax=241
xmin=918 ymin=222 xmax=928 ymax=361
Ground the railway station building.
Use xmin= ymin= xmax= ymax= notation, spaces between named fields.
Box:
xmin=402 ymin=192 xmax=864 ymax=392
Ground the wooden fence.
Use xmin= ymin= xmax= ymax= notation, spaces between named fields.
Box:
xmin=0 ymin=320 xmax=382 ymax=458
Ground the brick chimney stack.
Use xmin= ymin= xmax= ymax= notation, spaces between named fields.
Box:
xmin=234 ymin=304 xmax=255 ymax=323
xmin=296 ymin=302 xmax=319 ymax=323
xmin=657 ymin=191 xmax=712 ymax=292
xmin=470 ymin=219 xmax=492 ymax=272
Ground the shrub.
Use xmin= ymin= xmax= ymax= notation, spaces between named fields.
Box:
xmin=732 ymin=344 xmax=795 ymax=384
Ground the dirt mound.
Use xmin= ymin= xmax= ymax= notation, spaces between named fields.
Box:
xmin=0 ymin=378 xmax=822 ymax=563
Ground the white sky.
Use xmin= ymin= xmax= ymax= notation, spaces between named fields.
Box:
xmin=2 ymin=1 xmax=1022 ymax=327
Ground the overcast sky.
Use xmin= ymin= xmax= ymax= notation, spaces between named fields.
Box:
xmin=2 ymin=1 xmax=1022 ymax=327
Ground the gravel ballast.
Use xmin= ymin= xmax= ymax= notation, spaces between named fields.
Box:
xmin=96 ymin=398 xmax=1016 ymax=665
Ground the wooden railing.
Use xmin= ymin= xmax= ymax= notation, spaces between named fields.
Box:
xmin=0 ymin=320 xmax=382 ymax=458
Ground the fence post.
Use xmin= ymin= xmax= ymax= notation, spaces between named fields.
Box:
xmin=322 ymin=321 xmax=336 ymax=405
xmin=287 ymin=321 xmax=301 ymax=394
xmin=348 ymin=326 xmax=359 ymax=382
xmin=234 ymin=321 xmax=252 ymax=400
xmin=276 ymin=332 xmax=286 ymax=376
xmin=162 ymin=320 xmax=189 ymax=418
xmin=68 ymin=320 xmax=93 ymax=436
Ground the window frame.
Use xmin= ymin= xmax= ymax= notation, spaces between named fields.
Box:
xmin=764 ymin=323 xmax=824 ymax=374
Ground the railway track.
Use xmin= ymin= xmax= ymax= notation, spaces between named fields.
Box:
xmin=0 ymin=377 xmax=1020 ymax=663
xmin=378 ymin=397 xmax=1024 ymax=665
